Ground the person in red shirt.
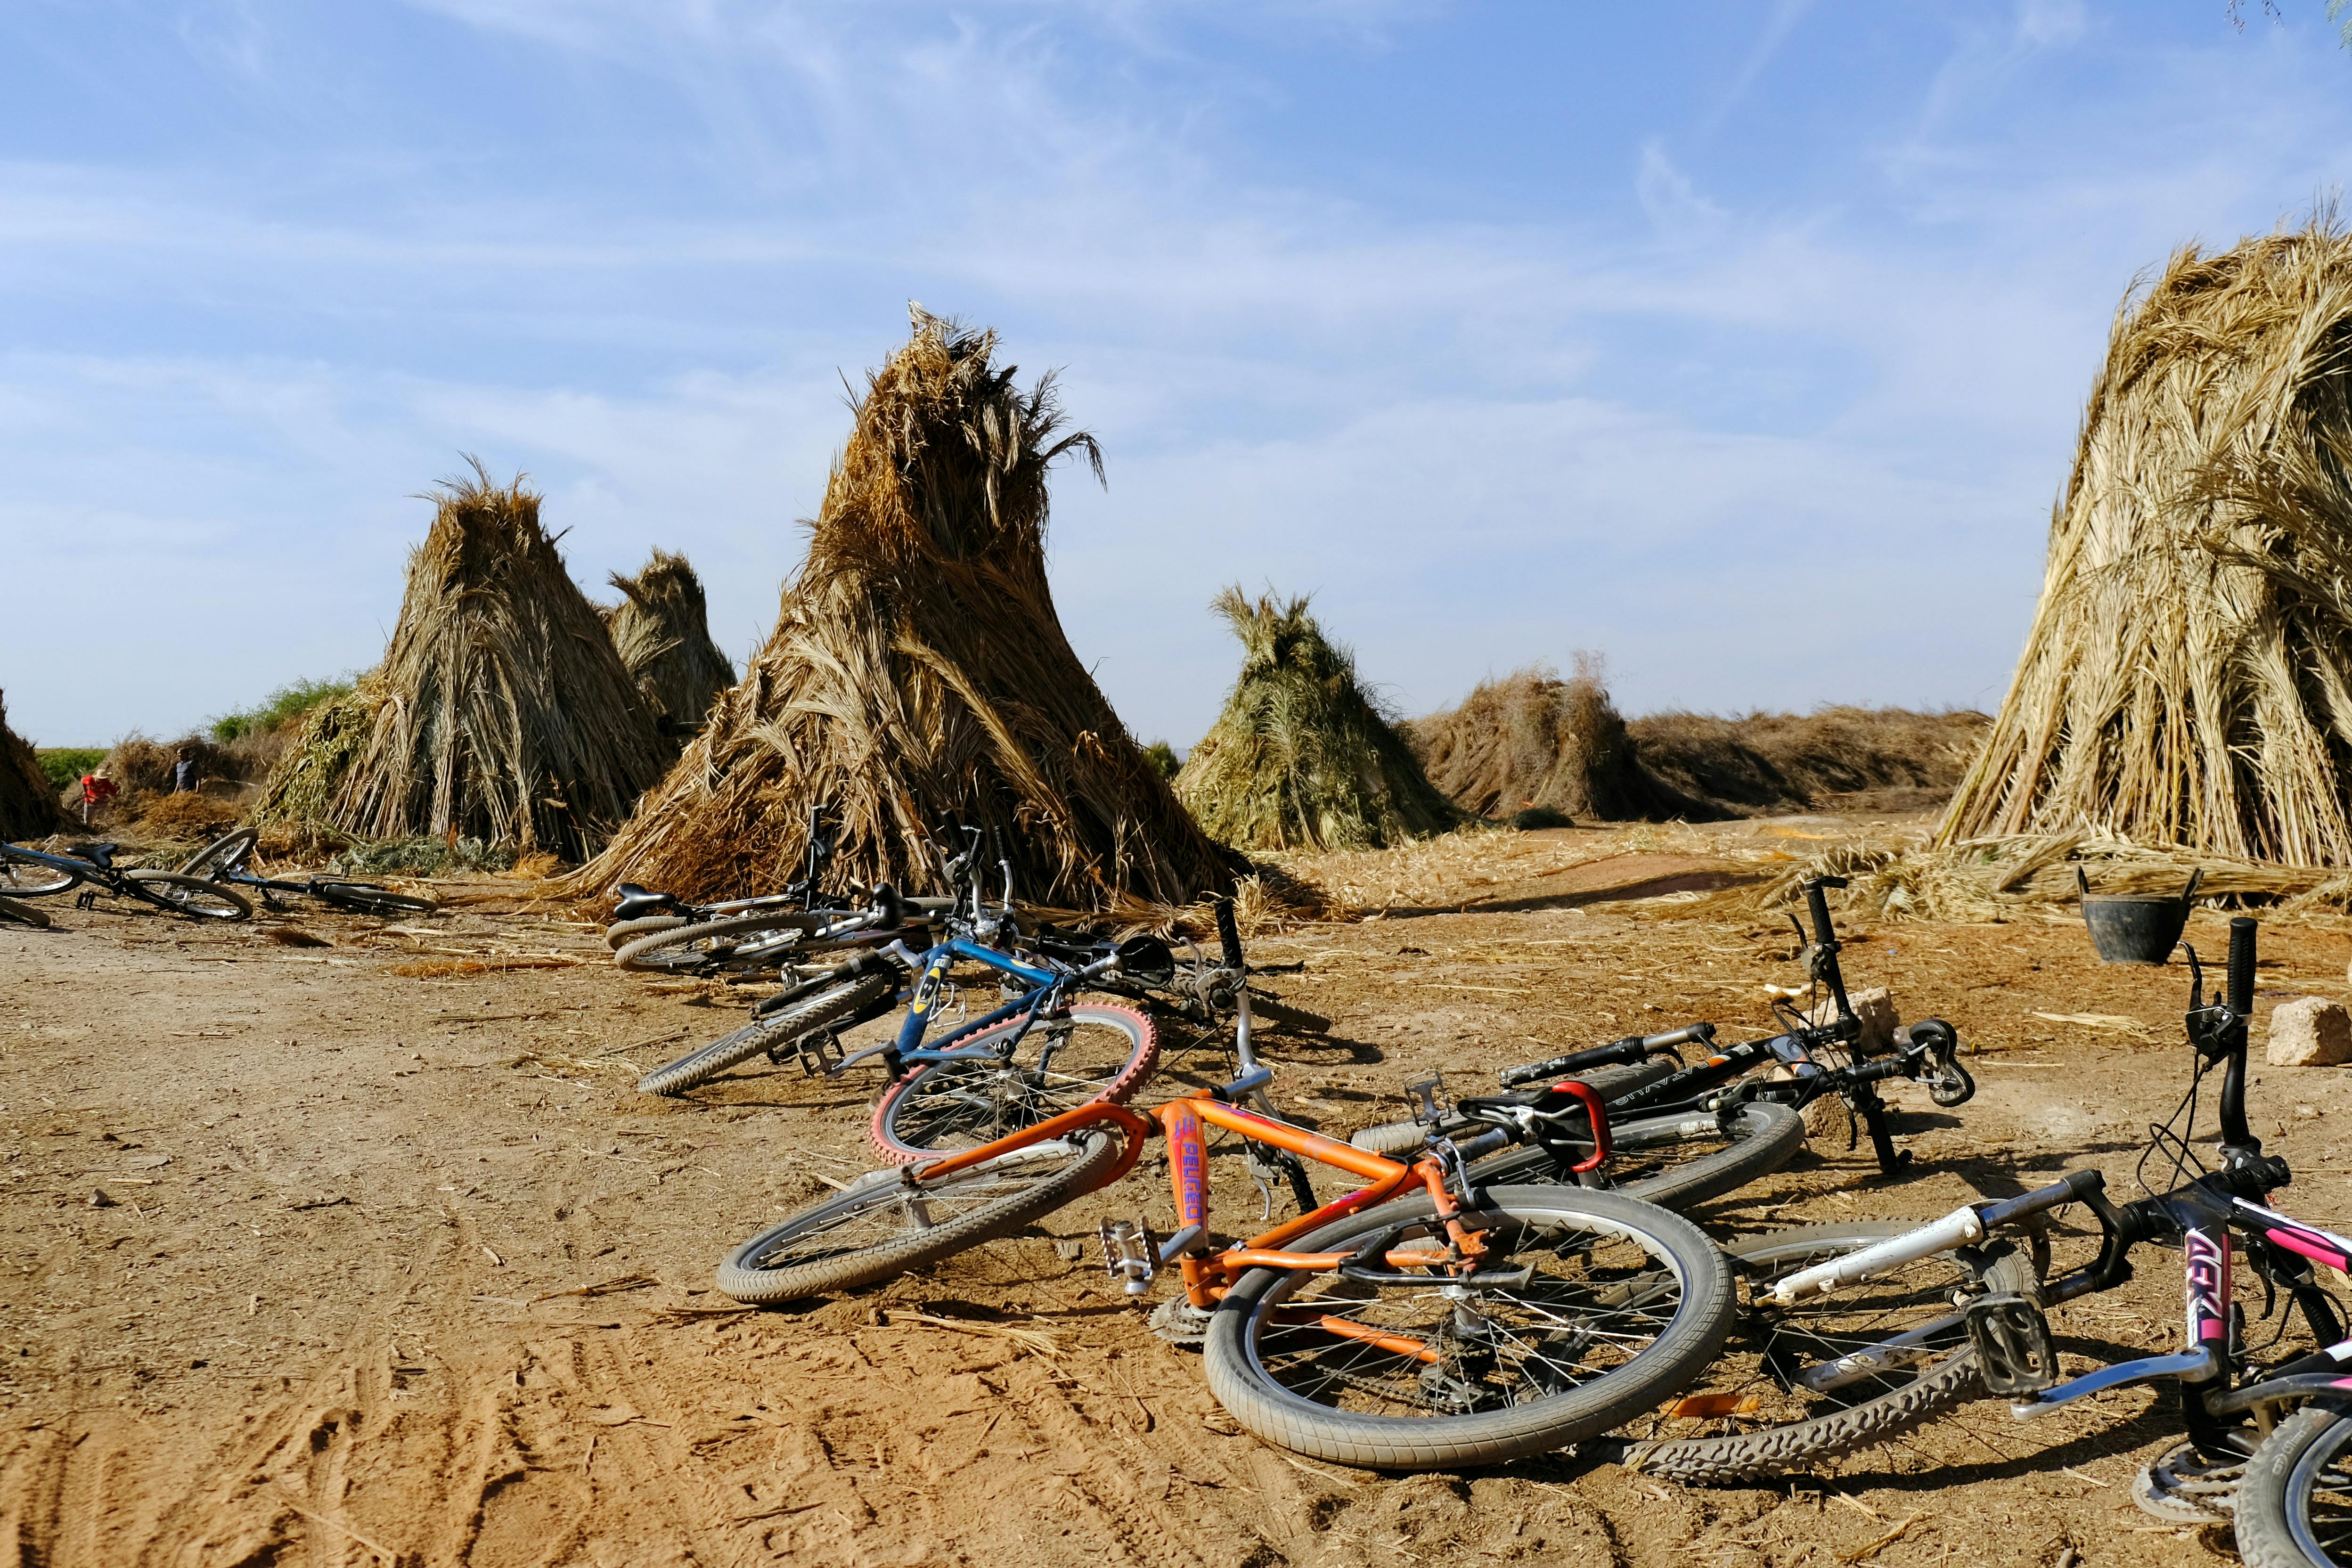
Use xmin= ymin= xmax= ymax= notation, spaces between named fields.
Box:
xmin=80 ymin=771 xmax=117 ymax=826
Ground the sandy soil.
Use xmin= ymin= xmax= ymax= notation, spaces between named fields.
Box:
xmin=6 ymin=818 xmax=2352 ymax=1566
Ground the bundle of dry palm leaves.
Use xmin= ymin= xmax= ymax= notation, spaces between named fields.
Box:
xmin=604 ymin=548 xmax=735 ymax=742
xmin=1944 ymin=218 xmax=2352 ymax=865
xmin=571 ymin=309 xmax=1232 ymax=911
xmin=0 ymin=690 xmax=58 ymax=839
xmin=1175 ymin=588 xmax=1458 ymax=851
xmin=254 ymin=463 xmax=668 ymax=860
xmin=1408 ymin=659 xmax=1670 ymax=823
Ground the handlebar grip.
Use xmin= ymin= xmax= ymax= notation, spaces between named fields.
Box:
xmin=1214 ymin=896 xmax=1244 ymax=972
xmin=1803 ymin=877 xmax=1846 ymax=947
xmin=1978 ymin=1168 xmax=2105 ymax=1231
xmin=1847 ymin=1056 xmax=1912 ymax=1086
xmin=1348 ymin=1119 xmax=1434 ymax=1157
xmin=2228 ymin=915 xmax=2257 ymax=1019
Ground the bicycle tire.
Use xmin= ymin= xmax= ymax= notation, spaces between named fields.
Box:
xmin=0 ymin=894 xmax=51 ymax=929
xmin=868 ymin=1003 xmax=1158 ymax=1163
xmin=1349 ymin=1060 xmax=1682 ymax=1157
xmin=311 ymin=880 xmax=439 ymax=917
xmin=716 ymin=1130 xmax=1126 ymax=1303
xmin=607 ymin=913 xmax=687 ymax=949
xmin=613 ymin=910 xmax=833 ymax=973
xmin=1200 ymin=1184 xmax=1735 ymax=1470
xmin=1602 ymin=1220 xmax=2038 ymax=1483
xmin=125 ymin=871 xmax=253 ymax=922
xmin=638 ymin=973 xmax=895 ymax=1097
xmin=175 ymin=827 xmax=258 ymax=879
xmin=0 ymin=846 xmax=82 ymax=897
xmin=2241 ymin=1404 xmax=2352 ymax=1567
xmin=1468 ymin=1101 xmax=1807 ymax=1212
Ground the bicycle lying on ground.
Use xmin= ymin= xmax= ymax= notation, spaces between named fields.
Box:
xmin=0 ymin=840 xmax=251 ymax=920
xmin=719 ymin=1028 xmax=1734 ymax=1469
xmin=1346 ymin=876 xmax=1974 ymax=1211
xmin=1594 ymin=915 xmax=2352 ymax=1560
xmin=633 ymin=828 xmax=1162 ymax=1136
xmin=177 ymin=828 xmax=439 ymax=917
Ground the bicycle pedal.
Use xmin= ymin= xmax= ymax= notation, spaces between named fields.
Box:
xmin=1099 ymin=1217 xmax=1159 ymax=1297
xmin=1963 ymin=1293 xmax=2060 ymax=1396
xmin=799 ymin=1030 xmax=845 ymax=1077
xmin=1405 ymin=1074 xmax=1447 ymax=1127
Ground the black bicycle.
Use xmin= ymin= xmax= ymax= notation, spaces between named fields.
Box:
xmin=1348 ymin=876 xmax=1973 ymax=1210
xmin=0 ymin=840 xmax=251 ymax=920
xmin=178 ymin=828 xmax=439 ymax=918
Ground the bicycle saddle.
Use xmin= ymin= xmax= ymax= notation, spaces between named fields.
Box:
xmin=612 ymin=882 xmax=681 ymax=921
xmin=67 ymin=842 xmax=118 ymax=868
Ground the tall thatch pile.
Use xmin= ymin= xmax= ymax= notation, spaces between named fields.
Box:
xmin=0 ymin=691 xmax=58 ymax=839
xmin=253 ymin=463 xmax=668 ymax=860
xmin=603 ymin=549 xmax=735 ymax=742
xmin=1944 ymin=221 xmax=2352 ymax=864
xmin=571 ymin=310 xmax=1233 ymax=910
xmin=1408 ymin=660 xmax=1670 ymax=822
xmin=1174 ymin=589 xmax=1459 ymax=851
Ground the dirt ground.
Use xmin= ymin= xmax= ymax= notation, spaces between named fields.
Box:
xmin=7 ymin=815 xmax=2352 ymax=1567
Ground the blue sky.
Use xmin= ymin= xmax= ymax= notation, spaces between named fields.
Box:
xmin=4 ymin=1 xmax=2350 ymax=749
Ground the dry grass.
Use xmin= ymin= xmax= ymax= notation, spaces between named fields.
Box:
xmin=0 ymin=690 xmax=58 ymax=840
xmin=1944 ymin=216 xmax=2352 ymax=864
xmin=603 ymin=549 xmax=735 ymax=743
xmin=1632 ymin=707 xmax=1988 ymax=815
xmin=255 ymin=461 xmax=670 ymax=861
xmin=1410 ymin=664 xmax=1984 ymax=824
xmin=98 ymin=734 xmax=241 ymax=796
xmin=566 ymin=309 xmax=1233 ymax=914
xmin=1174 ymin=589 xmax=1458 ymax=851
xmin=137 ymin=793 xmax=242 ymax=839
xmin=1408 ymin=659 xmax=1674 ymax=822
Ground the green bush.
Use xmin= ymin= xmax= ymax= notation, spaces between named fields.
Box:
xmin=1143 ymin=740 xmax=1181 ymax=780
xmin=36 ymin=748 xmax=106 ymax=792
xmin=210 ymin=676 xmax=356 ymax=743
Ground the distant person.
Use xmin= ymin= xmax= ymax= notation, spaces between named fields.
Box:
xmin=80 ymin=771 xmax=117 ymax=826
xmin=172 ymin=748 xmax=198 ymax=794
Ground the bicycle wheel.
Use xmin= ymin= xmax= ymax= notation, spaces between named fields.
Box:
xmin=1200 ymin=1184 xmax=1735 ymax=1470
xmin=125 ymin=872 xmax=253 ymax=921
xmin=1598 ymin=1219 xmax=2039 ymax=1483
xmin=607 ymin=913 xmax=686 ymax=949
xmin=716 ymin=1130 xmax=1127 ymax=1303
xmin=638 ymin=973 xmax=895 ymax=1097
xmin=310 ymin=880 xmax=439 ymax=917
xmin=868 ymin=1003 xmax=1158 ymax=1163
xmin=1468 ymin=1101 xmax=1807 ymax=1212
xmin=0 ymin=846 xmax=82 ymax=897
xmin=613 ymin=910 xmax=832 ymax=974
xmin=2242 ymin=1405 xmax=2352 ymax=1566
xmin=0 ymin=894 xmax=51 ymax=929
xmin=175 ymin=827 xmax=258 ymax=879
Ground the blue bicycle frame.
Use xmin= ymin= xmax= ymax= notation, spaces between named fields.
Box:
xmin=879 ymin=935 xmax=1087 ymax=1079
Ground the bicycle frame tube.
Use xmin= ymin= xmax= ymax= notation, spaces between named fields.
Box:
xmin=890 ymin=937 xmax=1067 ymax=1067
xmin=909 ymin=1100 xmax=1154 ymax=1187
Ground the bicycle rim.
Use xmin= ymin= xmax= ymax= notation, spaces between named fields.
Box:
xmin=0 ymin=848 xmax=81 ymax=897
xmin=868 ymin=1004 xmax=1156 ymax=1161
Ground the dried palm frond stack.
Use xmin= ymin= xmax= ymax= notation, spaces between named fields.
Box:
xmin=1943 ymin=219 xmax=2352 ymax=865
xmin=1408 ymin=660 xmax=1674 ymax=824
xmin=1175 ymin=589 xmax=1459 ymax=851
xmin=571 ymin=309 xmax=1232 ymax=911
xmin=254 ymin=463 xmax=668 ymax=861
xmin=603 ymin=549 xmax=736 ymax=742
xmin=0 ymin=691 xmax=58 ymax=839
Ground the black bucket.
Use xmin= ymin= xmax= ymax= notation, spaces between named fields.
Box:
xmin=2078 ymin=866 xmax=2200 ymax=965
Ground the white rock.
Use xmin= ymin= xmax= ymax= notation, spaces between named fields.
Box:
xmin=2266 ymin=997 xmax=2352 ymax=1068
xmin=1805 ymin=986 xmax=1898 ymax=1055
